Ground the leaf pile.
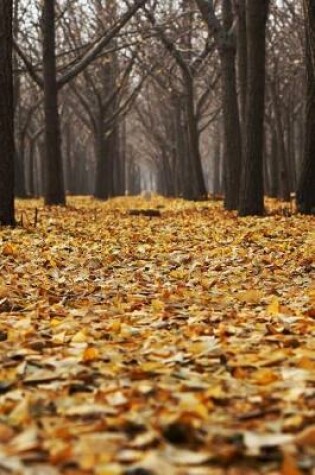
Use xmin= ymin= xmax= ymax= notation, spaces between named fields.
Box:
xmin=0 ymin=196 xmax=314 ymax=475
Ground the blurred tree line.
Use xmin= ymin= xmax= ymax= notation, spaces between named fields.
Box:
xmin=0 ymin=0 xmax=314 ymax=225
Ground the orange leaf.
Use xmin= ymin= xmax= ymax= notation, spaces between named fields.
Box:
xmin=281 ymin=452 xmax=302 ymax=475
xmin=83 ymin=347 xmax=100 ymax=362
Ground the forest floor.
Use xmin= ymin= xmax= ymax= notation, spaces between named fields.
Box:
xmin=0 ymin=196 xmax=314 ymax=475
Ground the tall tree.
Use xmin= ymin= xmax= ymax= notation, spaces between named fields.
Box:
xmin=239 ymin=0 xmax=270 ymax=216
xmin=15 ymin=0 xmax=148 ymax=206
xmin=42 ymin=0 xmax=65 ymax=205
xmin=144 ymin=4 xmax=209 ymax=200
xmin=196 ymin=0 xmax=242 ymax=210
xmin=0 ymin=0 xmax=15 ymax=225
xmin=296 ymin=0 xmax=315 ymax=214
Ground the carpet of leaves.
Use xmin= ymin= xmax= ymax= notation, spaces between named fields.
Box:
xmin=0 ymin=196 xmax=314 ymax=475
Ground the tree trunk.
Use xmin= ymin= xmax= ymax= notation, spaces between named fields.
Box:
xmin=239 ymin=0 xmax=270 ymax=216
xmin=269 ymin=130 xmax=279 ymax=198
xmin=184 ymin=77 xmax=208 ymax=199
xmin=0 ymin=0 xmax=15 ymax=225
xmin=297 ymin=0 xmax=315 ymax=214
xmin=28 ymin=137 xmax=36 ymax=197
xmin=220 ymin=45 xmax=242 ymax=210
xmin=237 ymin=0 xmax=247 ymax=135
xmin=94 ymin=120 xmax=115 ymax=200
xmin=13 ymin=0 xmax=27 ymax=198
xmin=270 ymin=81 xmax=291 ymax=201
xmin=213 ymin=120 xmax=222 ymax=195
xmin=172 ymin=94 xmax=185 ymax=196
xmin=195 ymin=0 xmax=242 ymax=208
xmin=42 ymin=0 xmax=65 ymax=205
xmin=221 ymin=0 xmax=242 ymax=210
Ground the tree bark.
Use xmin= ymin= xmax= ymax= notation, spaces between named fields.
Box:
xmin=220 ymin=43 xmax=242 ymax=209
xmin=43 ymin=0 xmax=65 ymax=205
xmin=0 ymin=0 xmax=15 ymax=225
xmin=196 ymin=0 xmax=242 ymax=209
xmin=239 ymin=0 xmax=270 ymax=216
xmin=270 ymin=80 xmax=291 ymax=201
xmin=184 ymin=76 xmax=208 ymax=199
xmin=236 ymin=0 xmax=247 ymax=134
xmin=297 ymin=0 xmax=315 ymax=214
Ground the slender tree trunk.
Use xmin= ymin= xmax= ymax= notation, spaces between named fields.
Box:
xmin=195 ymin=0 xmax=242 ymax=208
xmin=237 ymin=0 xmax=247 ymax=134
xmin=221 ymin=0 xmax=242 ymax=210
xmin=269 ymin=130 xmax=279 ymax=198
xmin=13 ymin=0 xmax=27 ymax=198
xmin=213 ymin=121 xmax=222 ymax=195
xmin=0 ymin=0 xmax=15 ymax=225
xmin=94 ymin=117 xmax=115 ymax=200
xmin=42 ymin=0 xmax=65 ymax=205
xmin=270 ymin=81 xmax=291 ymax=201
xmin=94 ymin=123 xmax=107 ymax=199
xmin=185 ymin=77 xmax=207 ymax=199
xmin=239 ymin=0 xmax=270 ymax=216
xmin=173 ymin=94 xmax=185 ymax=196
xmin=28 ymin=137 xmax=35 ymax=197
xmin=297 ymin=0 xmax=315 ymax=214
xmin=220 ymin=46 xmax=242 ymax=209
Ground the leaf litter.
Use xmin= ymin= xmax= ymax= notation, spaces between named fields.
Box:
xmin=0 ymin=196 xmax=314 ymax=475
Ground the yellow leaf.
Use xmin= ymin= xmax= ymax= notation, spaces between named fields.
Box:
xmin=110 ymin=321 xmax=121 ymax=333
xmin=151 ymin=299 xmax=164 ymax=312
xmin=95 ymin=464 xmax=123 ymax=475
xmin=297 ymin=357 xmax=315 ymax=370
xmin=252 ymin=368 xmax=279 ymax=385
xmin=8 ymin=399 xmax=30 ymax=426
xmin=83 ymin=347 xmax=99 ymax=362
xmin=236 ymin=290 xmax=264 ymax=304
xmin=267 ymin=297 xmax=280 ymax=315
xmin=178 ymin=393 xmax=209 ymax=419
xmin=71 ymin=330 xmax=87 ymax=343
xmin=51 ymin=331 xmax=66 ymax=344
xmin=50 ymin=317 xmax=63 ymax=327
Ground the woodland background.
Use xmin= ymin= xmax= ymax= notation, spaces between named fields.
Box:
xmin=0 ymin=0 xmax=314 ymax=223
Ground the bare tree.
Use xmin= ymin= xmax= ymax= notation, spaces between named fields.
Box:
xmin=15 ymin=0 xmax=149 ymax=205
xmin=239 ymin=0 xmax=270 ymax=216
xmin=0 ymin=0 xmax=15 ymax=225
xmin=196 ymin=0 xmax=242 ymax=210
xmin=297 ymin=0 xmax=315 ymax=214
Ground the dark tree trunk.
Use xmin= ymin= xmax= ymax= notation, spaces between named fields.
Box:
xmin=13 ymin=0 xmax=27 ymax=198
xmin=42 ymin=0 xmax=65 ymax=205
xmin=220 ymin=46 xmax=242 ymax=209
xmin=269 ymin=130 xmax=279 ymax=198
xmin=94 ymin=121 xmax=115 ymax=200
xmin=172 ymin=94 xmax=185 ymax=196
xmin=114 ymin=126 xmax=125 ymax=196
xmin=28 ymin=137 xmax=36 ymax=197
xmin=220 ymin=0 xmax=242 ymax=210
xmin=213 ymin=121 xmax=222 ymax=195
xmin=297 ymin=0 xmax=315 ymax=214
xmin=94 ymin=125 xmax=107 ymax=199
xmin=185 ymin=77 xmax=207 ymax=199
xmin=195 ymin=0 xmax=242 ymax=208
xmin=236 ymin=0 xmax=247 ymax=134
xmin=270 ymin=81 xmax=291 ymax=201
xmin=239 ymin=0 xmax=270 ymax=216
xmin=14 ymin=150 xmax=26 ymax=197
xmin=0 ymin=1 xmax=15 ymax=225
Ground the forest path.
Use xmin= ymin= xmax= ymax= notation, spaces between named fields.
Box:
xmin=0 ymin=196 xmax=314 ymax=475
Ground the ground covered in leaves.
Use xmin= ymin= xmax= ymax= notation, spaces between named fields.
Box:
xmin=0 ymin=196 xmax=314 ymax=475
